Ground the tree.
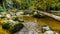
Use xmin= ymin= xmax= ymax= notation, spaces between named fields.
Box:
xmin=31 ymin=0 xmax=60 ymax=11
xmin=12 ymin=0 xmax=31 ymax=10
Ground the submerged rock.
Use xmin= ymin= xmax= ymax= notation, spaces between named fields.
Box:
xmin=23 ymin=22 xmax=39 ymax=31
xmin=44 ymin=30 xmax=59 ymax=34
xmin=41 ymin=25 xmax=59 ymax=34
xmin=44 ymin=30 xmax=54 ymax=34
xmin=41 ymin=25 xmax=50 ymax=33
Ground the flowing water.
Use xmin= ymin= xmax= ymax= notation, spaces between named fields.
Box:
xmin=0 ymin=16 xmax=60 ymax=34
xmin=19 ymin=16 xmax=60 ymax=34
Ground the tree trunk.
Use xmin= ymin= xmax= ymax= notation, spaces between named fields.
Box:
xmin=37 ymin=10 xmax=60 ymax=21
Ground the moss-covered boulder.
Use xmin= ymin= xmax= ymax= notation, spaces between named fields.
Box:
xmin=9 ymin=23 xmax=24 ymax=33
xmin=2 ymin=22 xmax=24 ymax=33
xmin=33 ymin=11 xmax=45 ymax=18
xmin=2 ymin=22 xmax=10 ymax=30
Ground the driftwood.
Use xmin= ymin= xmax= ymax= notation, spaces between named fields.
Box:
xmin=36 ymin=10 xmax=60 ymax=21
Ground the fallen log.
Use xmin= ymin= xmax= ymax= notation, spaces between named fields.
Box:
xmin=36 ymin=10 xmax=60 ymax=21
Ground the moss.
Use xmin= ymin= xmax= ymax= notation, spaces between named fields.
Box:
xmin=33 ymin=12 xmax=45 ymax=18
xmin=2 ymin=23 xmax=10 ymax=30
xmin=9 ymin=23 xmax=24 ymax=33
xmin=2 ymin=22 xmax=24 ymax=33
xmin=13 ymin=17 xmax=24 ymax=22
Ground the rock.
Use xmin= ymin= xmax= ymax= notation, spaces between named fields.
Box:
xmin=41 ymin=25 xmax=50 ymax=33
xmin=44 ymin=30 xmax=54 ymax=34
xmin=41 ymin=25 xmax=59 ymax=34
xmin=33 ymin=11 xmax=45 ymax=18
xmin=33 ymin=12 xmax=38 ymax=15
xmin=9 ymin=23 xmax=24 ymax=33
xmin=9 ymin=20 xmax=17 ymax=24
xmin=44 ymin=30 xmax=59 ymax=34
xmin=23 ymin=22 xmax=39 ymax=31
xmin=0 ymin=14 xmax=2 ymax=17
xmin=34 ymin=32 xmax=38 ymax=34
xmin=6 ymin=14 xmax=11 ymax=18
xmin=2 ymin=19 xmax=40 ymax=34
xmin=29 ymin=30 xmax=34 ymax=34
xmin=0 ymin=14 xmax=5 ymax=18
xmin=16 ymin=11 xmax=24 ymax=16
xmin=15 ymin=22 xmax=39 ymax=34
xmin=2 ymin=21 xmax=24 ymax=33
xmin=15 ymin=27 xmax=28 ymax=34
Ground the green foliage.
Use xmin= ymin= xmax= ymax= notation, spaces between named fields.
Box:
xmin=12 ymin=0 xmax=30 ymax=10
xmin=32 ymin=0 xmax=60 ymax=11
xmin=0 ymin=6 xmax=4 ymax=12
xmin=50 ymin=2 xmax=60 ymax=10
xmin=1 ymin=0 xmax=60 ymax=11
xmin=13 ymin=0 xmax=60 ymax=11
